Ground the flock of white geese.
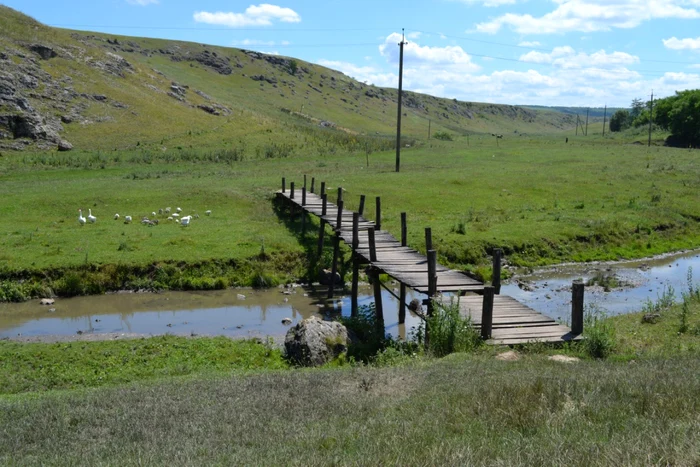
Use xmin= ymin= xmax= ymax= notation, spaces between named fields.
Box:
xmin=79 ymin=207 xmax=211 ymax=227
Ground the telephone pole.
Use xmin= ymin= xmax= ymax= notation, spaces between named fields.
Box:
xmin=602 ymin=105 xmax=607 ymax=136
xmin=585 ymin=108 xmax=589 ymax=136
xmin=648 ymin=90 xmax=654 ymax=147
xmin=576 ymin=115 xmax=579 ymax=136
xmin=395 ymin=29 xmax=406 ymax=173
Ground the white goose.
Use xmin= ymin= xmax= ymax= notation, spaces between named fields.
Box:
xmin=78 ymin=209 xmax=86 ymax=225
xmin=180 ymin=215 xmax=192 ymax=227
xmin=114 ymin=213 xmax=120 ymax=220
xmin=87 ymin=209 xmax=96 ymax=223
xmin=124 ymin=215 xmax=132 ymax=224
xmin=205 ymin=210 xmax=212 ymax=216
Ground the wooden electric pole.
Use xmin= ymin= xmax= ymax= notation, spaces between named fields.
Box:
xmin=648 ymin=90 xmax=654 ymax=147
xmin=576 ymin=115 xmax=580 ymax=136
xmin=602 ymin=105 xmax=607 ymax=136
xmin=395 ymin=29 xmax=406 ymax=173
xmin=585 ymin=108 xmax=589 ymax=136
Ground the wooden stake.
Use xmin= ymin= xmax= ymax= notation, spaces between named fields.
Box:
xmin=282 ymin=177 xmax=286 ymax=193
xmin=375 ymin=197 xmax=381 ymax=231
xmin=401 ymin=212 xmax=407 ymax=247
xmin=427 ymin=249 xmax=437 ymax=317
xmin=399 ymin=284 xmax=407 ymax=324
xmin=311 ymin=177 xmax=315 ymax=194
xmin=358 ymin=195 xmax=366 ymax=216
xmin=368 ymin=227 xmax=377 ymax=262
xmin=301 ymin=186 xmax=306 ymax=206
xmin=336 ymin=200 xmax=344 ymax=230
xmin=328 ymin=233 xmax=340 ymax=299
xmin=290 ymin=182 xmax=295 ymax=200
xmin=337 ymin=186 xmax=343 ymax=205
xmin=571 ymin=280 xmax=584 ymax=335
xmin=492 ymin=248 xmax=502 ymax=295
xmin=425 ymin=227 xmax=432 ymax=252
xmin=373 ymin=268 xmax=385 ymax=332
xmin=320 ymin=181 xmax=326 ymax=198
xmin=481 ymin=286 xmax=494 ymax=339
xmin=322 ymin=193 xmax=327 ymax=216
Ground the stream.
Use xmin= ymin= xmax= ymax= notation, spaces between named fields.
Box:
xmin=1 ymin=249 xmax=698 ymax=342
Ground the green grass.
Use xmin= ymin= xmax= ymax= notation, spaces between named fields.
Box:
xmin=0 ymin=335 xmax=286 ymax=394
xmin=1 ymin=353 xmax=699 ymax=465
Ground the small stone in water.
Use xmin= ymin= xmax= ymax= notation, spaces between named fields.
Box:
xmin=282 ymin=317 xmax=292 ymax=325
xmin=237 ymin=294 xmax=246 ymax=300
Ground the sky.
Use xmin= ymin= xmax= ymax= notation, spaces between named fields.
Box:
xmin=5 ymin=0 xmax=700 ymax=107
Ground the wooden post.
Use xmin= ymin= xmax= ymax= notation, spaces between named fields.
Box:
xmin=290 ymin=182 xmax=295 ymax=200
xmin=571 ymin=280 xmax=584 ymax=335
xmin=336 ymin=200 xmax=344 ymax=231
xmin=337 ymin=187 xmax=343 ymax=206
xmin=359 ymin=195 xmax=366 ymax=216
xmin=289 ymin=182 xmax=296 ymax=220
xmin=322 ymin=193 xmax=327 ymax=216
xmin=320 ymin=181 xmax=326 ymax=198
xmin=303 ymin=174 xmax=307 ymax=191
xmin=372 ymin=267 xmax=384 ymax=333
xmin=351 ymin=212 xmax=359 ymax=317
xmin=427 ymin=249 xmax=437 ymax=317
xmin=328 ymin=233 xmax=340 ymax=299
xmin=301 ymin=186 xmax=307 ymax=233
xmin=401 ymin=212 xmax=407 ymax=247
xmin=375 ymin=197 xmax=381 ymax=231
xmin=368 ymin=227 xmax=377 ymax=262
xmin=399 ymin=284 xmax=407 ymax=324
xmin=492 ymin=248 xmax=502 ymax=295
xmin=425 ymin=227 xmax=433 ymax=252
xmin=310 ymin=177 xmax=315 ymax=194
xmin=317 ymin=219 xmax=325 ymax=258
xmin=282 ymin=177 xmax=286 ymax=193
xmin=301 ymin=186 xmax=306 ymax=206
xmin=481 ymin=286 xmax=494 ymax=340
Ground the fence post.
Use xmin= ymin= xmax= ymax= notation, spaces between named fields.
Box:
xmin=290 ymin=182 xmax=295 ymax=200
xmin=375 ymin=197 xmax=382 ymax=231
xmin=322 ymin=193 xmax=327 ymax=216
xmin=359 ymin=195 xmax=366 ymax=216
xmin=310 ymin=177 xmax=315 ymax=194
xmin=425 ymin=227 xmax=432 ymax=252
xmin=427 ymin=250 xmax=437 ymax=316
xmin=337 ymin=187 xmax=343 ymax=205
xmin=336 ymin=200 xmax=344 ymax=231
xmin=492 ymin=248 xmax=502 ymax=294
xmin=481 ymin=286 xmax=494 ymax=339
xmin=401 ymin=212 xmax=407 ymax=247
xmin=368 ymin=227 xmax=377 ymax=262
xmin=327 ymin=232 xmax=341 ymax=299
xmin=282 ymin=177 xmax=286 ymax=193
xmin=320 ymin=181 xmax=326 ymax=198
xmin=399 ymin=284 xmax=407 ymax=324
xmin=571 ymin=280 xmax=584 ymax=335
xmin=302 ymin=186 xmax=306 ymax=206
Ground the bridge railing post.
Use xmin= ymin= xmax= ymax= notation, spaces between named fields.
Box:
xmin=351 ymin=212 xmax=359 ymax=317
xmin=572 ymin=280 xmax=584 ymax=335
xmin=401 ymin=212 xmax=407 ymax=247
xmin=320 ymin=181 xmax=326 ymax=198
xmin=375 ymin=197 xmax=381 ymax=231
xmin=359 ymin=195 xmax=366 ymax=216
xmin=425 ymin=227 xmax=432 ymax=252
xmin=492 ymin=248 xmax=502 ymax=295
xmin=481 ymin=286 xmax=494 ymax=339
xmin=282 ymin=177 xmax=286 ymax=193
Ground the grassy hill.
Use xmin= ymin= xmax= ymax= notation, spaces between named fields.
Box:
xmin=0 ymin=5 xmax=581 ymax=153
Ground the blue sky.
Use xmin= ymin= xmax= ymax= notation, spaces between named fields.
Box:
xmin=6 ymin=0 xmax=700 ymax=106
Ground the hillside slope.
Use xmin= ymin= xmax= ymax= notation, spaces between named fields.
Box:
xmin=0 ymin=6 xmax=578 ymax=153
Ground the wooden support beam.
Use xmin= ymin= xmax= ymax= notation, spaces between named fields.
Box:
xmin=375 ymin=197 xmax=382 ymax=231
xmin=320 ymin=181 xmax=326 ymax=198
xmin=372 ymin=268 xmax=384 ymax=334
xmin=322 ymin=193 xmax=327 ymax=216
xmin=337 ymin=187 xmax=343 ymax=205
xmin=492 ymin=248 xmax=502 ymax=295
xmin=425 ymin=227 xmax=432 ymax=252
xmin=368 ymin=227 xmax=377 ymax=262
xmin=290 ymin=182 xmax=295 ymax=200
xmin=317 ymin=219 xmax=326 ymax=258
xmin=311 ymin=177 xmax=315 ymax=194
xmin=399 ymin=284 xmax=407 ymax=324
xmin=571 ymin=280 xmax=584 ymax=335
xmin=351 ymin=212 xmax=359 ymax=317
xmin=303 ymin=174 xmax=307 ymax=191
xmin=336 ymin=200 xmax=344 ymax=230
xmin=359 ymin=195 xmax=366 ymax=216
xmin=282 ymin=177 xmax=286 ymax=193
xmin=401 ymin=212 xmax=407 ymax=247
xmin=301 ymin=186 xmax=306 ymax=206
xmin=427 ymin=249 xmax=437 ymax=317
xmin=481 ymin=286 xmax=495 ymax=339
xmin=328 ymin=232 xmax=341 ymax=299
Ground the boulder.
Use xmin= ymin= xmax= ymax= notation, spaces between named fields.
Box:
xmin=284 ymin=317 xmax=348 ymax=366
xmin=57 ymin=140 xmax=73 ymax=151
xmin=407 ymin=298 xmax=423 ymax=313
xmin=29 ymin=44 xmax=57 ymax=60
xmin=319 ymin=268 xmax=342 ymax=286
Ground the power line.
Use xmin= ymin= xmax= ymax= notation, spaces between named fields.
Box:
xmin=49 ymin=23 xmax=389 ymax=32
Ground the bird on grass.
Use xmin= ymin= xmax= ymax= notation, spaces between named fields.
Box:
xmin=78 ymin=209 xmax=86 ymax=225
xmin=205 ymin=210 xmax=212 ymax=216
xmin=87 ymin=209 xmax=96 ymax=223
xmin=114 ymin=213 xmax=120 ymax=220
xmin=124 ymin=215 xmax=132 ymax=224
xmin=180 ymin=215 xmax=192 ymax=227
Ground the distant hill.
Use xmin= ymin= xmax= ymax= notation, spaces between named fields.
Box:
xmin=0 ymin=6 xmax=581 ymax=152
xmin=525 ymin=105 xmax=625 ymax=118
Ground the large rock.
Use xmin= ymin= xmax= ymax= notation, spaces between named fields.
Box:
xmin=318 ymin=268 xmax=342 ymax=286
xmin=284 ymin=317 xmax=348 ymax=366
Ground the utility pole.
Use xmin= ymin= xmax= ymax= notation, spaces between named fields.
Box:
xmin=602 ymin=105 xmax=607 ymax=137
xmin=395 ymin=29 xmax=406 ymax=173
xmin=576 ymin=115 xmax=580 ymax=136
xmin=585 ymin=108 xmax=589 ymax=136
xmin=648 ymin=90 xmax=654 ymax=147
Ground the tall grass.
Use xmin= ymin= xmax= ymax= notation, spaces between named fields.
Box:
xmin=423 ymin=297 xmax=482 ymax=357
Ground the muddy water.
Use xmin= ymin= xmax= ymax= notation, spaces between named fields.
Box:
xmin=502 ymin=249 xmax=700 ymax=321
xmin=0 ymin=285 xmax=424 ymax=342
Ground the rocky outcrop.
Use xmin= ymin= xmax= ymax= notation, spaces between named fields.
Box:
xmin=194 ymin=51 xmax=232 ymax=75
xmin=29 ymin=44 xmax=57 ymax=60
xmin=284 ymin=317 xmax=348 ymax=366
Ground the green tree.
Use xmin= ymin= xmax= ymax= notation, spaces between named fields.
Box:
xmin=653 ymin=89 xmax=700 ymax=147
xmin=630 ymin=98 xmax=645 ymax=120
xmin=609 ymin=109 xmax=630 ymax=132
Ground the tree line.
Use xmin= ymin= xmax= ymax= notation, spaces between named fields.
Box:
xmin=609 ymin=89 xmax=700 ymax=148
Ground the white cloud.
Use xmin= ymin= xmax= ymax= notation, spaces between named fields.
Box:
xmin=316 ymin=60 xmax=396 ymax=87
xmin=379 ymin=33 xmax=480 ymax=71
xmin=193 ymin=4 xmax=301 ymax=27
xmin=126 ymin=0 xmax=158 ymax=5
xmin=520 ymin=46 xmax=639 ymax=68
xmin=518 ymin=41 xmax=542 ymax=47
xmin=232 ymin=39 xmax=277 ymax=46
xmin=407 ymin=32 xmax=422 ymax=39
xmin=476 ymin=0 xmax=700 ymax=34
xmin=663 ymin=36 xmax=700 ymax=50
xmin=452 ymin=0 xmax=518 ymax=6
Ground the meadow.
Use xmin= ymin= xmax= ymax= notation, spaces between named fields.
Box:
xmin=1 ymin=132 xmax=699 ymax=300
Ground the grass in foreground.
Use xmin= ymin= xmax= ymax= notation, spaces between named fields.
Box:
xmin=1 ymin=353 xmax=699 ymax=465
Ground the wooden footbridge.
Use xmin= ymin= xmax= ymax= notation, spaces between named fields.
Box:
xmin=276 ymin=176 xmax=583 ymax=345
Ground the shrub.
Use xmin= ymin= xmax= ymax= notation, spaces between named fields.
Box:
xmin=424 ymin=298 xmax=482 ymax=357
xmin=433 ymin=131 xmax=453 ymax=141
xmin=581 ymin=305 xmax=615 ymax=359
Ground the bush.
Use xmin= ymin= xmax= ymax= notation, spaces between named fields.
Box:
xmin=423 ymin=298 xmax=482 ymax=357
xmin=581 ymin=306 xmax=616 ymax=359
xmin=432 ymin=131 xmax=453 ymax=141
